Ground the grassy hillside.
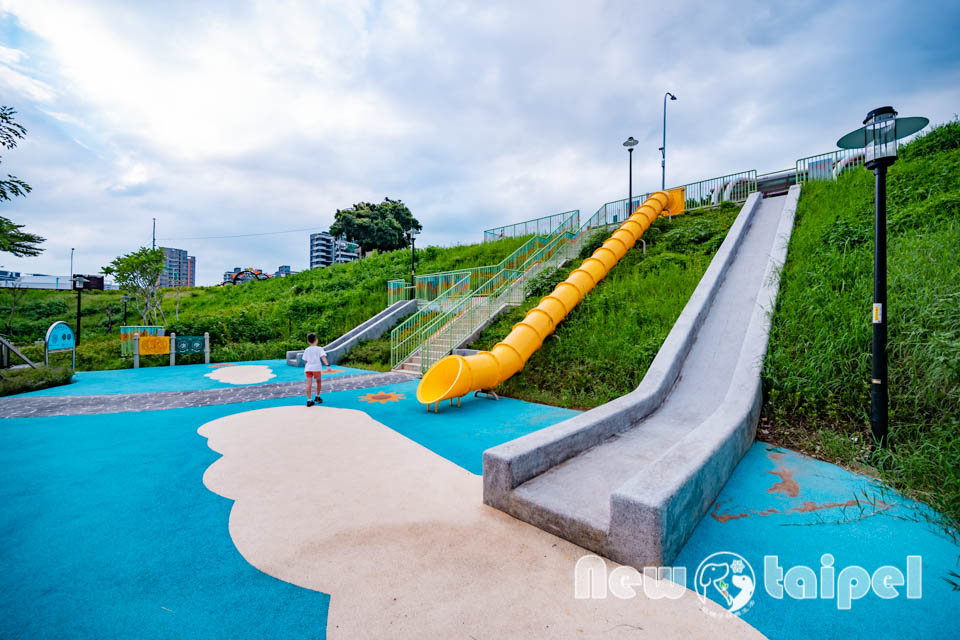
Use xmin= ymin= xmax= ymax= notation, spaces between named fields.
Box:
xmin=465 ymin=202 xmax=740 ymax=409
xmin=0 ymin=236 xmax=529 ymax=371
xmin=762 ymin=121 xmax=960 ymax=529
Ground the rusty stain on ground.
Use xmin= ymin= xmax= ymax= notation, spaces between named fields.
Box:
xmin=764 ymin=452 xmax=800 ymax=497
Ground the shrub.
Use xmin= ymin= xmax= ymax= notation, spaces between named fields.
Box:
xmin=0 ymin=366 xmax=74 ymax=397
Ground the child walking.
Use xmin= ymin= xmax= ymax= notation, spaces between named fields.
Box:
xmin=303 ymin=333 xmax=332 ymax=407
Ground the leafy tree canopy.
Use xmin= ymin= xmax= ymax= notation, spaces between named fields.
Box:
xmin=329 ymin=197 xmax=422 ymax=253
xmin=1 ymin=106 xmax=43 ymax=257
xmin=102 ymin=247 xmax=166 ymax=325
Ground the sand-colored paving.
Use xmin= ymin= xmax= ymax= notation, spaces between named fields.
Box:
xmin=204 ymin=364 xmax=277 ymax=385
xmin=199 ymin=406 xmax=764 ymax=638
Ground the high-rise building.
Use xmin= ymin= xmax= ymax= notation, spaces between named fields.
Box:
xmin=159 ymin=247 xmax=191 ymax=288
xmin=273 ymin=265 xmax=296 ymax=278
xmin=186 ymin=256 xmax=196 ymax=287
xmin=309 ymin=232 xmax=360 ymax=269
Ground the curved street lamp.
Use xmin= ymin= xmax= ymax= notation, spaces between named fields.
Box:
xmin=661 ymin=92 xmax=677 ymax=189
xmin=623 ymin=136 xmax=638 ymax=220
xmin=837 ymin=106 xmax=928 ymax=448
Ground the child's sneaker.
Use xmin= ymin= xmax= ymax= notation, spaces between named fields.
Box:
xmin=306 ymin=400 xmax=315 ymax=407
xmin=314 ymin=395 xmax=323 ymax=404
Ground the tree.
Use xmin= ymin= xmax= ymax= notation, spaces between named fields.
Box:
xmin=102 ymin=247 xmax=166 ymax=325
xmin=3 ymin=277 xmax=27 ymax=335
xmin=329 ymin=197 xmax=421 ymax=253
xmin=0 ymin=106 xmax=44 ymax=257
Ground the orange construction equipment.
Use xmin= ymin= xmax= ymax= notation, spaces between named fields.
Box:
xmin=416 ymin=188 xmax=685 ymax=410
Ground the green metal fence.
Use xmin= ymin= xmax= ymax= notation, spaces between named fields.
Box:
xmin=390 ymin=273 xmax=472 ymax=368
xmin=416 ymin=223 xmax=598 ymax=374
xmin=483 ymin=209 xmax=580 ymax=242
xmin=388 ymin=209 xmax=580 ymax=306
xmin=796 ymin=149 xmax=866 ymax=184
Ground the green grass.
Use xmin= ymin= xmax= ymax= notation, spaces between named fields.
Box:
xmin=0 ymin=366 xmax=73 ymax=397
xmin=0 ymin=236 xmax=530 ymax=372
xmin=467 ymin=202 xmax=740 ymax=409
xmin=762 ymin=121 xmax=960 ymax=531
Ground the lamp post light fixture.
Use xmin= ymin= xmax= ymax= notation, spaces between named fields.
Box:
xmin=122 ymin=294 xmax=130 ymax=325
xmin=406 ymin=227 xmax=420 ymax=291
xmin=623 ymin=136 xmax=638 ymax=219
xmin=661 ymin=92 xmax=677 ymax=190
xmin=836 ymin=106 xmax=928 ymax=448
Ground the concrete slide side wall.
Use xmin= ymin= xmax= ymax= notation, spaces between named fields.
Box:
xmin=483 ymin=186 xmax=800 ymax=567
xmin=482 ymin=192 xmax=764 ymax=498
xmin=608 ymin=186 xmax=799 ymax=566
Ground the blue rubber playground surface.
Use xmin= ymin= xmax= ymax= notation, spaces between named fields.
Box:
xmin=674 ymin=444 xmax=959 ymax=638
xmin=1 ymin=367 xmax=957 ymax=639
xmin=17 ymin=359 xmax=375 ymax=396
xmin=0 ymin=379 xmax=577 ymax=639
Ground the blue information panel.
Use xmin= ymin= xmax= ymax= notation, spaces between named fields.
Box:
xmin=46 ymin=321 xmax=75 ymax=352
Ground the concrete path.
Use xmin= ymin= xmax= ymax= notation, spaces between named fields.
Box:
xmin=485 ymin=188 xmax=800 ymax=568
xmin=0 ymin=371 xmax=414 ymax=417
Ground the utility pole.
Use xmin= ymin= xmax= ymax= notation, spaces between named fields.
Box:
xmin=152 ymin=218 xmax=156 ymax=249
xmin=661 ymin=92 xmax=677 ymax=190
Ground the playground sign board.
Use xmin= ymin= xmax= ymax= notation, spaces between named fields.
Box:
xmin=44 ymin=321 xmax=76 ymax=368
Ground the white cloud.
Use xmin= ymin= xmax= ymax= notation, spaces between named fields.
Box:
xmin=0 ymin=0 xmax=958 ymax=285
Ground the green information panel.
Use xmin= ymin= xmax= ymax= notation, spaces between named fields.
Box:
xmin=175 ymin=336 xmax=205 ymax=354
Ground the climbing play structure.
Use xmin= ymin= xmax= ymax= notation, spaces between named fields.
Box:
xmin=416 ymin=188 xmax=685 ymax=410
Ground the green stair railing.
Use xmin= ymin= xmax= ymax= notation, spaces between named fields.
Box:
xmin=388 ymin=210 xmax=579 ymax=305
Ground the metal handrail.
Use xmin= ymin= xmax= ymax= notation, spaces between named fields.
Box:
xmin=483 ymin=209 xmax=580 ymax=242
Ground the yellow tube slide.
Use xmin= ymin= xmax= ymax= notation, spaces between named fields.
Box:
xmin=416 ymin=188 xmax=685 ymax=409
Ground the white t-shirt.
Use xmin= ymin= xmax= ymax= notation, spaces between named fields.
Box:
xmin=303 ymin=345 xmax=328 ymax=372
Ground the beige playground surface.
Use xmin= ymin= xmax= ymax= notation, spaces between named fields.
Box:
xmin=199 ymin=406 xmax=765 ymax=638
xmin=203 ymin=364 xmax=276 ymax=385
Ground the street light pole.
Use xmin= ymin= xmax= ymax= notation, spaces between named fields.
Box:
xmin=623 ymin=137 xmax=638 ymax=219
xmin=872 ymin=162 xmax=888 ymax=446
xmin=661 ymin=92 xmax=677 ymax=190
xmin=837 ymin=106 xmax=928 ymax=448
xmin=70 ymin=247 xmax=74 ymax=281
xmin=407 ymin=228 xmax=420 ymax=294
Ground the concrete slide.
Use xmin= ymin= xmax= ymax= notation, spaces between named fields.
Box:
xmin=416 ymin=188 xmax=686 ymax=408
xmin=483 ymin=186 xmax=801 ymax=568
xmin=287 ymin=299 xmax=418 ymax=366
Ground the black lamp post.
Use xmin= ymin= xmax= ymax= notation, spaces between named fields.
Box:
xmin=660 ymin=92 xmax=677 ymax=190
xmin=837 ymin=106 xmax=928 ymax=448
xmin=407 ymin=227 xmax=420 ymax=292
xmin=73 ymin=275 xmax=88 ymax=347
xmin=623 ymin=137 xmax=638 ymax=219
xmin=122 ymin=294 xmax=130 ymax=325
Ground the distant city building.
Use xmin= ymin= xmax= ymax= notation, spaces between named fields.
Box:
xmin=309 ymin=232 xmax=360 ymax=269
xmin=273 ymin=265 xmax=297 ymax=278
xmin=159 ymin=247 xmax=192 ymax=288
xmin=186 ymin=256 xmax=196 ymax=287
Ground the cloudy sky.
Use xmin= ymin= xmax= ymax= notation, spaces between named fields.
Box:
xmin=1 ymin=0 xmax=958 ymax=285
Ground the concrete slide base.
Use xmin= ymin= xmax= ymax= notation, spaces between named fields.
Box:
xmin=484 ymin=186 xmax=800 ymax=568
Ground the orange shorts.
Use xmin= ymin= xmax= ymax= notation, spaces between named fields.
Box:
xmin=305 ymin=371 xmax=323 ymax=379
